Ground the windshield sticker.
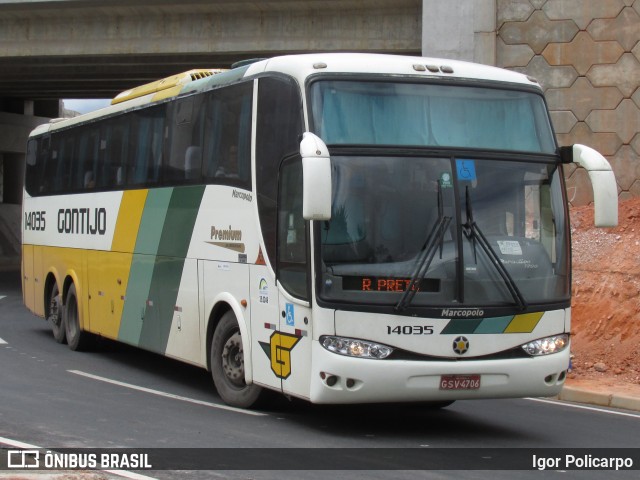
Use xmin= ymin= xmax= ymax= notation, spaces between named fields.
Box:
xmin=439 ymin=172 xmax=453 ymax=188
xmin=497 ymin=240 xmax=523 ymax=255
xmin=456 ymin=159 xmax=477 ymax=181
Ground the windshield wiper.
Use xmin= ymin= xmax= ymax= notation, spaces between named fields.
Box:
xmin=462 ymin=186 xmax=527 ymax=310
xmin=395 ymin=185 xmax=451 ymax=312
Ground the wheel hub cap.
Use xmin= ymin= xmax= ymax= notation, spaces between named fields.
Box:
xmin=221 ymin=332 xmax=245 ymax=387
xmin=49 ymin=296 xmax=61 ymax=326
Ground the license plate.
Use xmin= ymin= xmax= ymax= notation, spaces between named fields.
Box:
xmin=439 ymin=374 xmax=481 ymax=390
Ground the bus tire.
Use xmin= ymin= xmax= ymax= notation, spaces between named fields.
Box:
xmin=47 ymin=283 xmax=65 ymax=344
xmin=64 ymin=283 xmax=91 ymax=351
xmin=211 ymin=310 xmax=263 ymax=408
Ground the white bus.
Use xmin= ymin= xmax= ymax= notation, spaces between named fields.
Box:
xmin=22 ymin=53 xmax=617 ymax=408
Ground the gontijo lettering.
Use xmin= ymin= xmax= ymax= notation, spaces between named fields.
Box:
xmin=57 ymin=208 xmax=106 ymax=235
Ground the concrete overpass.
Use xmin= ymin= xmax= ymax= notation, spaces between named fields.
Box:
xmin=0 ymin=0 xmax=498 ymax=269
xmin=0 ymin=0 xmax=429 ymax=99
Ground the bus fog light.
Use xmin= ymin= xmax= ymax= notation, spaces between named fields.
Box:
xmin=320 ymin=336 xmax=393 ymax=359
xmin=521 ymin=334 xmax=569 ymax=356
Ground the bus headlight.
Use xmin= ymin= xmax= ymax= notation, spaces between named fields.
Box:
xmin=521 ymin=334 xmax=569 ymax=356
xmin=320 ymin=336 xmax=393 ymax=359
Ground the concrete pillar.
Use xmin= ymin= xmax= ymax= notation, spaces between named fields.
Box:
xmin=3 ymin=153 xmax=24 ymax=205
xmin=24 ymin=100 xmax=34 ymax=116
xmin=33 ymin=100 xmax=61 ymax=118
xmin=422 ymin=0 xmax=497 ymax=65
xmin=0 ymin=99 xmax=52 ymax=206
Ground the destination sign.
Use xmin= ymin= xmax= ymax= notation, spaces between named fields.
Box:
xmin=342 ymin=276 xmax=440 ymax=293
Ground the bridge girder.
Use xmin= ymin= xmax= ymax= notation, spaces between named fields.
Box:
xmin=0 ymin=0 xmax=421 ymax=99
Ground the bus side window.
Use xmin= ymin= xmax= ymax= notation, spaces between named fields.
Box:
xmin=72 ymin=127 xmax=99 ymax=191
xmin=55 ymin=133 xmax=76 ymax=193
xmin=101 ymin=118 xmax=130 ymax=188
xmin=25 ymin=139 xmax=39 ymax=196
xmin=277 ymin=158 xmax=308 ymax=300
xmin=255 ymin=76 xmax=305 ymax=267
xmin=37 ymin=135 xmax=53 ymax=194
xmin=202 ymin=82 xmax=252 ymax=188
xmin=108 ymin=117 xmax=131 ymax=187
xmin=166 ymin=95 xmax=204 ymax=184
xmin=130 ymin=105 xmax=165 ymax=187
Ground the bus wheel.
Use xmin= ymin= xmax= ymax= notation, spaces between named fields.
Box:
xmin=64 ymin=284 xmax=91 ymax=351
xmin=211 ymin=311 xmax=263 ymax=408
xmin=47 ymin=283 xmax=65 ymax=344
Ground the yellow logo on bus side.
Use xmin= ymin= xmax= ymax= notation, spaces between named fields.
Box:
xmin=259 ymin=332 xmax=301 ymax=379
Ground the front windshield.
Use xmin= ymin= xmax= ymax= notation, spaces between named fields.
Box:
xmin=310 ymin=80 xmax=556 ymax=154
xmin=318 ymin=155 xmax=569 ymax=309
xmin=311 ymin=79 xmax=568 ymax=311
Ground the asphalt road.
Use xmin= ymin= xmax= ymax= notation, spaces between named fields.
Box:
xmin=1 ymin=270 xmax=639 ymax=480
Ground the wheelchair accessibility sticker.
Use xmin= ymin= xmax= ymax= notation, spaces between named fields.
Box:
xmin=285 ymin=303 xmax=295 ymax=326
xmin=456 ymin=159 xmax=477 ymax=181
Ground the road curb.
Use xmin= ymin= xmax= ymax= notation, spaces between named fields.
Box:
xmin=558 ymin=385 xmax=640 ymax=412
xmin=610 ymin=394 xmax=640 ymax=412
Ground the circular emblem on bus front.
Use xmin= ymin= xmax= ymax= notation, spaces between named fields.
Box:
xmin=453 ymin=336 xmax=469 ymax=355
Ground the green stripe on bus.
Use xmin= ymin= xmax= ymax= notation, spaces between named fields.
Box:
xmin=118 ymin=254 xmax=155 ymax=344
xmin=156 ymin=185 xmax=206 ymax=258
xmin=138 ymin=185 xmax=205 ymax=353
xmin=473 ymin=316 xmax=514 ymax=334
xmin=118 ymin=188 xmax=173 ymax=345
xmin=133 ymin=188 xmax=174 ymax=255
xmin=441 ymin=318 xmax=483 ymax=335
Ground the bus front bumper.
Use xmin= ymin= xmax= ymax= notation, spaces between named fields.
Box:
xmin=309 ymin=341 xmax=570 ymax=404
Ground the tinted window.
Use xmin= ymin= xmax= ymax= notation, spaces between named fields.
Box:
xmin=202 ymin=83 xmax=252 ymax=188
xmin=310 ymin=80 xmax=556 ymax=153
xmin=100 ymin=117 xmax=130 ymax=188
xmin=165 ymin=96 xmax=204 ymax=184
xmin=73 ymin=126 xmax=100 ymax=190
xmin=277 ymin=158 xmax=308 ymax=299
xmin=52 ymin=133 xmax=75 ymax=193
xmin=255 ymin=76 xmax=304 ymax=266
xmin=25 ymin=81 xmax=255 ymax=195
xmin=129 ymin=105 xmax=166 ymax=187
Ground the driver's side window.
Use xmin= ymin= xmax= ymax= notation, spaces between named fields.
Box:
xmin=277 ymin=159 xmax=308 ymax=300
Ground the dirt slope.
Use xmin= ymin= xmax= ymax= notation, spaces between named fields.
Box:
xmin=568 ymin=197 xmax=640 ymax=388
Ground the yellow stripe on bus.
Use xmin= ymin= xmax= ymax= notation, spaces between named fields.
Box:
xmin=503 ymin=312 xmax=544 ymax=333
xmin=111 ymin=189 xmax=148 ymax=253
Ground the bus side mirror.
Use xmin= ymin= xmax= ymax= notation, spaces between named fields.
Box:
xmin=300 ymin=132 xmax=332 ymax=221
xmin=561 ymin=144 xmax=618 ymax=227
